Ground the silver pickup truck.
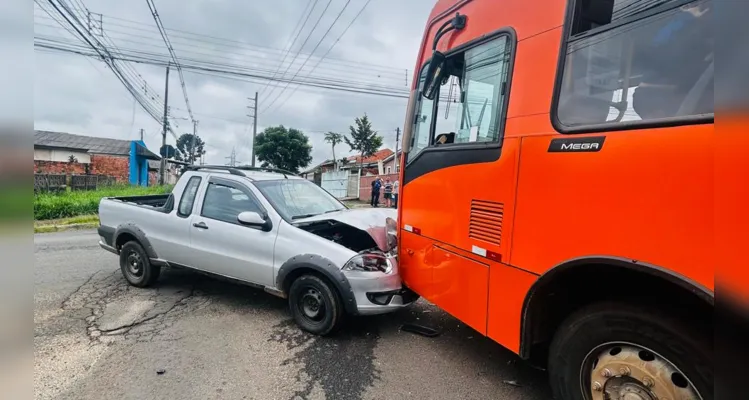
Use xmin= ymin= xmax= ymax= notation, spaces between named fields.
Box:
xmin=97 ymin=166 xmax=417 ymax=335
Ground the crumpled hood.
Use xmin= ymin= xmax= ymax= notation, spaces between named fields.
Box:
xmin=293 ymin=208 xmax=397 ymax=251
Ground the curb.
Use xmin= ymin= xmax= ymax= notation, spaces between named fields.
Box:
xmin=35 ymin=222 xmax=99 ymax=234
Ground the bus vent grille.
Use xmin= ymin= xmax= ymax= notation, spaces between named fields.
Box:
xmin=469 ymin=199 xmax=503 ymax=246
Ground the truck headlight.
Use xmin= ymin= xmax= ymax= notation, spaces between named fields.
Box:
xmin=343 ymin=253 xmax=393 ymax=274
xmin=385 ymin=217 xmax=397 ymax=251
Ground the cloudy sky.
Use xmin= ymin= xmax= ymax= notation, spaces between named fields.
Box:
xmin=34 ymin=0 xmax=435 ymax=168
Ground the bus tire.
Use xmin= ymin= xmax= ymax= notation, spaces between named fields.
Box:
xmin=548 ymin=302 xmax=712 ymax=400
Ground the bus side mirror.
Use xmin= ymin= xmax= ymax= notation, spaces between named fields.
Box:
xmin=422 ymin=51 xmax=447 ymax=100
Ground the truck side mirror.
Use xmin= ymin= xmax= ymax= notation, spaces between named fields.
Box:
xmin=237 ymin=211 xmax=271 ymax=231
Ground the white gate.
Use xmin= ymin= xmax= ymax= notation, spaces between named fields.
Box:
xmin=321 ymin=170 xmax=349 ymax=199
xmin=346 ymin=170 xmax=360 ymax=199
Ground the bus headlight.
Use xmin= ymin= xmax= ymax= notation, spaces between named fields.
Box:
xmin=343 ymin=253 xmax=393 ymax=274
xmin=385 ymin=217 xmax=397 ymax=251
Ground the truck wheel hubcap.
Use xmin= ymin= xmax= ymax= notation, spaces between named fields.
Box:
xmin=582 ymin=343 xmax=701 ymax=400
xmin=126 ymin=252 xmax=143 ymax=277
xmin=300 ymin=288 xmax=324 ymax=321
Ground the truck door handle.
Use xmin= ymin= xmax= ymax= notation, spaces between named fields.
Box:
xmin=193 ymin=222 xmax=208 ymax=230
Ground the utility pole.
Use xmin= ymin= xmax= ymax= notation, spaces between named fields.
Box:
xmin=247 ymin=92 xmax=258 ymax=167
xmin=139 ymin=128 xmax=144 ymax=142
xmin=395 ymin=127 xmax=401 ymax=174
xmin=159 ymin=64 xmax=170 ymax=185
xmin=189 ymin=120 xmax=199 ymax=165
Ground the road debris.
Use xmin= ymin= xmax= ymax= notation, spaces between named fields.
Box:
xmin=401 ymin=323 xmax=440 ymax=337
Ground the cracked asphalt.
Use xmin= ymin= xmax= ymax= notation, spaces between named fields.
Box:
xmin=34 ymin=230 xmax=553 ymax=400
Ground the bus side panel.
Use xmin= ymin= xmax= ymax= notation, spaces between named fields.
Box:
xmin=429 ymin=245 xmax=490 ymax=335
xmin=417 ymin=0 xmax=566 ymax=73
xmin=399 ymin=138 xmax=521 ymax=261
xmin=506 ymin=28 xmax=562 ymax=119
xmin=486 ymin=264 xmax=538 ymax=353
xmin=716 ymin=115 xmax=749 ymax=306
xmin=509 ymin=125 xmax=713 ymax=290
xmin=400 ymin=231 xmax=436 ymax=301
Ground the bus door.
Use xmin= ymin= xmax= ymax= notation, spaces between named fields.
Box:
xmin=400 ymin=28 xmax=517 ymax=334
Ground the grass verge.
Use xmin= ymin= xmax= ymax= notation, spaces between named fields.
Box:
xmin=34 ymin=214 xmax=100 ymax=233
xmin=34 ymin=185 xmax=172 ymax=220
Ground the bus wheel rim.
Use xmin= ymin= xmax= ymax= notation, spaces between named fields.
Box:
xmin=580 ymin=342 xmax=702 ymax=400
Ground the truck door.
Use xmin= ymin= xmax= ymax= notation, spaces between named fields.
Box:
xmin=188 ymin=177 xmax=276 ymax=286
xmin=160 ymin=174 xmax=204 ymax=266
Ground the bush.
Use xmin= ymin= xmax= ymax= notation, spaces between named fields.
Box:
xmin=34 ymin=185 xmax=173 ymax=220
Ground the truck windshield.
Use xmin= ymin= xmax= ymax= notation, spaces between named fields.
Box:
xmin=253 ymin=179 xmax=346 ymax=221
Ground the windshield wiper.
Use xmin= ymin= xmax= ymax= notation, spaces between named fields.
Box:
xmin=291 ymin=213 xmax=320 ymax=220
xmin=324 ymin=209 xmax=345 ymax=214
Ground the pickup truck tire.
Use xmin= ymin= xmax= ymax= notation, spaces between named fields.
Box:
xmin=548 ymin=302 xmax=712 ymax=400
xmin=288 ymin=274 xmax=343 ymax=336
xmin=119 ymin=241 xmax=161 ymax=288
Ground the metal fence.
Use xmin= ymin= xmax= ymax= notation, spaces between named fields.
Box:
xmin=34 ymin=174 xmax=117 ymax=193
xmin=34 ymin=174 xmax=66 ymax=193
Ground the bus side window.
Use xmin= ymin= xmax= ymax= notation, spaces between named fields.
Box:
xmin=557 ymin=0 xmax=714 ymax=128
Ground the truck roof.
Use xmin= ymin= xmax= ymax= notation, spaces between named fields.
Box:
xmin=184 ymin=165 xmax=304 ymax=181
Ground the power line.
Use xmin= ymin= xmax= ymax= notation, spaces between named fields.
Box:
xmin=39 ymin=0 xmax=167 ymax=129
xmin=35 ymin=20 xmax=409 ymax=89
xmin=257 ymin=0 xmax=319 ymax=99
xmin=35 ymin=36 xmax=420 ymax=98
xmin=145 ymin=0 xmax=195 ymax=124
xmin=261 ymin=0 xmax=334 ymax=107
xmin=37 ymin=0 xmax=178 ymax=134
xmin=34 ymin=11 xmax=401 ymax=72
xmin=261 ymin=0 xmax=352 ymax=114
xmin=267 ymin=0 xmax=372 ymax=115
xmin=34 ymin=12 xmax=409 ymax=83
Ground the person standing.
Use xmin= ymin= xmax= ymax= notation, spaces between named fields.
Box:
xmin=370 ymin=177 xmax=382 ymax=207
xmin=392 ymin=179 xmax=399 ymax=208
xmin=383 ymin=178 xmax=393 ymax=208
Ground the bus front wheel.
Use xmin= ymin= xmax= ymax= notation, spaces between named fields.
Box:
xmin=548 ymin=302 xmax=712 ymax=400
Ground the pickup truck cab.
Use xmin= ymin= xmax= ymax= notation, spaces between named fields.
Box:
xmin=97 ymin=166 xmax=416 ymax=335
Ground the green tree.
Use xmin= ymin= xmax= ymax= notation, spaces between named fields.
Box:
xmin=324 ymin=131 xmax=343 ymax=169
xmin=255 ymin=125 xmax=312 ymax=173
xmin=344 ymin=114 xmax=383 ymax=170
xmin=175 ymin=133 xmax=206 ymax=164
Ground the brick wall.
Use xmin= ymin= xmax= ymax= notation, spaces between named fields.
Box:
xmin=359 ymin=173 xmax=399 ymax=203
xmin=90 ymin=154 xmax=130 ymax=182
xmin=34 ymin=160 xmax=87 ymax=175
xmin=34 ymin=154 xmax=131 ymax=183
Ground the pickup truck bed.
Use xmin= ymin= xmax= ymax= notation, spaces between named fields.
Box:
xmin=104 ymin=194 xmax=173 ymax=212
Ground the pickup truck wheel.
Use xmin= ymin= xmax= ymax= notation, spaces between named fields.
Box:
xmin=119 ymin=241 xmax=161 ymax=288
xmin=288 ymin=275 xmax=343 ymax=336
xmin=548 ymin=302 xmax=712 ymax=400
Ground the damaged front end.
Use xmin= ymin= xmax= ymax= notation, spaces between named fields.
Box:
xmin=294 ymin=208 xmax=398 ymax=273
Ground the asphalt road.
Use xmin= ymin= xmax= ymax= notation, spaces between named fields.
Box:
xmin=34 ymin=230 xmax=552 ymax=400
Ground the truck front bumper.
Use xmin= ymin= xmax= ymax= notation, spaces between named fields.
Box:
xmin=343 ymin=255 xmax=419 ymax=315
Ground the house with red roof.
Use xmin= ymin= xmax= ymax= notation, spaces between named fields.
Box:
xmin=342 ymin=148 xmax=394 ymax=176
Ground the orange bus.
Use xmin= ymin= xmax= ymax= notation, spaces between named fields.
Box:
xmin=397 ymin=0 xmax=714 ymax=398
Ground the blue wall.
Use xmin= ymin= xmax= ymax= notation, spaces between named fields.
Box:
xmin=129 ymin=141 xmax=152 ymax=186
